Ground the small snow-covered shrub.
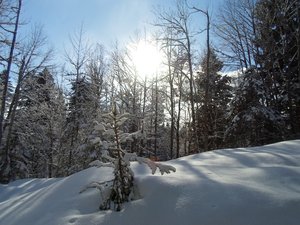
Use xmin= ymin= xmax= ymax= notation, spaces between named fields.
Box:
xmin=80 ymin=106 xmax=175 ymax=211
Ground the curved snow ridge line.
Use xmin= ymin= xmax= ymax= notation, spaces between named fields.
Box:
xmin=0 ymin=139 xmax=300 ymax=225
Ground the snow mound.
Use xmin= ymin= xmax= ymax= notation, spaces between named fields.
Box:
xmin=1 ymin=140 xmax=300 ymax=225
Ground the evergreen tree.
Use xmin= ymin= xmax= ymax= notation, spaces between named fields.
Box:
xmin=225 ymin=69 xmax=285 ymax=147
xmin=80 ymin=106 xmax=176 ymax=211
xmin=0 ymin=70 xmax=13 ymax=115
xmin=12 ymin=68 xmax=65 ymax=178
xmin=196 ymin=50 xmax=232 ymax=150
xmin=255 ymin=0 xmax=300 ymax=136
xmin=64 ymin=76 xmax=99 ymax=173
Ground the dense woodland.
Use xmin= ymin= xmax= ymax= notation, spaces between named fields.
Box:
xmin=0 ymin=0 xmax=299 ymax=183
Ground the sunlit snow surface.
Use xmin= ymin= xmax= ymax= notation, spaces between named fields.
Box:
xmin=1 ymin=140 xmax=300 ymax=225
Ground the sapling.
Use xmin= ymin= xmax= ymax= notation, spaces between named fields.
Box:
xmin=80 ymin=104 xmax=176 ymax=211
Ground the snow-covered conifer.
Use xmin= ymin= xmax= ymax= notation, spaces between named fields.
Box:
xmin=81 ymin=104 xmax=175 ymax=211
xmin=225 ymin=69 xmax=285 ymax=147
xmin=13 ymin=68 xmax=65 ymax=178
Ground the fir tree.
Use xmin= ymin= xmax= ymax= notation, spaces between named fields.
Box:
xmin=80 ymin=105 xmax=176 ymax=211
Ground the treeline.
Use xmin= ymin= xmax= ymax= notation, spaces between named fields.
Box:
xmin=0 ymin=0 xmax=299 ymax=182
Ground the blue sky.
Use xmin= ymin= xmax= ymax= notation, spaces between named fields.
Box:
xmin=21 ymin=0 xmax=223 ymax=56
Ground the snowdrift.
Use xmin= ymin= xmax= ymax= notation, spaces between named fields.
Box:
xmin=1 ymin=140 xmax=300 ymax=225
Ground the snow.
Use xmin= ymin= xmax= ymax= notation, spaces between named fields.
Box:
xmin=1 ymin=140 xmax=300 ymax=225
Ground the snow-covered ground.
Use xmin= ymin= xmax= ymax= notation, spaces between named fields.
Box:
xmin=1 ymin=140 xmax=300 ymax=225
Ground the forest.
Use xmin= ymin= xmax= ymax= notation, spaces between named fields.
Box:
xmin=0 ymin=0 xmax=299 ymax=183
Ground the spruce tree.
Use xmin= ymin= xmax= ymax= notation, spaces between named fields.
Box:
xmin=12 ymin=68 xmax=65 ymax=178
xmin=225 ymin=69 xmax=285 ymax=147
xmin=64 ymin=76 xmax=99 ymax=174
xmin=20 ymin=70 xmax=53 ymax=177
xmin=255 ymin=0 xmax=300 ymax=136
xmin=196 ymin=50 xmax=232 ymax=150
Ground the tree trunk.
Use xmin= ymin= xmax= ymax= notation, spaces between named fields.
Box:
xmin=0 ymin=0 xmax=22 ymax=181
xmin=0 ymin=0 xmax=22 ymax=151
xmin=203 ymin=11 xmax=210 ymax=152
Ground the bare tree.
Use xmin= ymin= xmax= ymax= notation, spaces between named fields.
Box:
xmin=0 ymin=24 xmax=53 ymax=182
xmin=107 ymin=42 xmax=144 ymax=154
xmin=191 ymin=6 xmax=211 ymax=152
xmin=155 ymin=0 xmax=200 ymax=153
xmin=159 ymin=28 xmax=176 ymax=158
xmin=158 ymin=26 xmax=188 ymax=158
xmin=64 ymin=25 xmax=90 ymax=170
xmin=0 ymin=0 xmax=22 ymax=157
xmin=85 ymin=44 xmax=107 ymax=111
xmin=173 ymin=48 xmax=186 ymax=157
xmin=214 ymin=0 xmax=258 ymax=70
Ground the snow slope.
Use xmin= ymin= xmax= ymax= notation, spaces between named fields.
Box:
xmin=1 ymin=140 xmax=300 ymax=225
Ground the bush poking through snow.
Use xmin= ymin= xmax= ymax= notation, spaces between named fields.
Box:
xmin=80 ymin=105 xmax=175 ymax=211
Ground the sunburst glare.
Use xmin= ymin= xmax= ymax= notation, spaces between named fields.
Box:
xmin=130 ymin=40 xmax=163 ymax=78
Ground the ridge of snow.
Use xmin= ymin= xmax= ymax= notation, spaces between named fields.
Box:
xmin=1 ymin=140 xmax=300 ymax=225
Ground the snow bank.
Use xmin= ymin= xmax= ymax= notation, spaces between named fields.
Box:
xmin=1 ymin=140 xmax=300 ymax=225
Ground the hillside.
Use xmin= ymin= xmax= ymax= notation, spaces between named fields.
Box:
xmin=1 ymin=140 xmax=300 ymax=225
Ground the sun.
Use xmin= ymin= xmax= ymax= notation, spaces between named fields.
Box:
xmin=130 ymin=40 xmax=163 ymax=78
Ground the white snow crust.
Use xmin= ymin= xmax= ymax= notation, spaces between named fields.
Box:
xmin=1 ymin=140 xmax=300 ymax=225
